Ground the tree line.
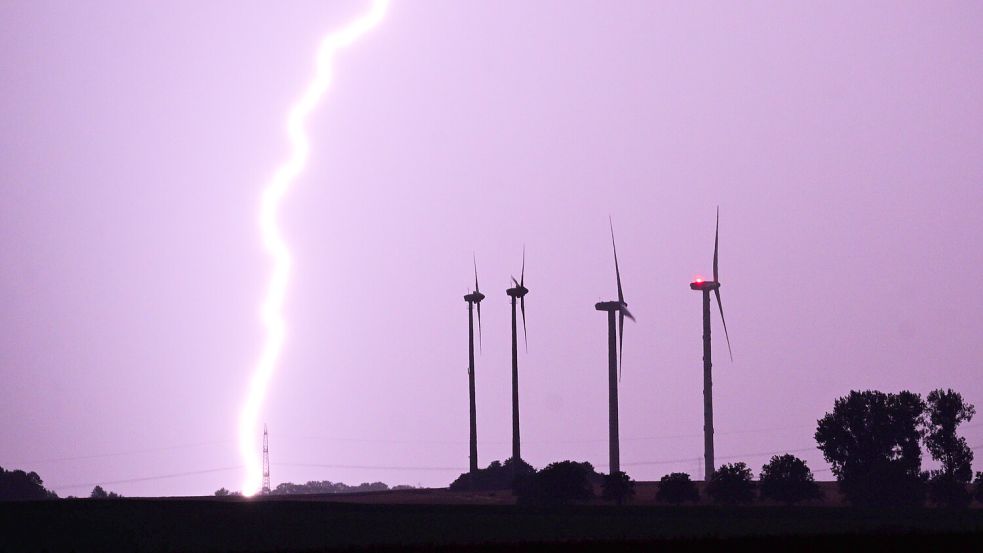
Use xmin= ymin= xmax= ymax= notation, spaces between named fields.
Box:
xmin=0 ymin=467 xmax=125 ymax=500
xmin=2 ymin=388 xmax=977 ymax=506
xmin=214 ymin=480 xmax=417 ymax=496
xmin=450 ymin=387 xmax=981 ymax=507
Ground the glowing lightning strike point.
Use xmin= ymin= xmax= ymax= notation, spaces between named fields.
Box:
xmin=238 ymin=0 xmax=391 ymax=498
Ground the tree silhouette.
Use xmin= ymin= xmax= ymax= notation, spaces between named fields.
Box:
xmin=449 ymin=458 xmax=535 ymax=492
xmin=815 ymin=390 xmax=926 ymax=506
xmin=924 ymin=389 xmax=975 ymax=507
xmin=706 ymin=462 xmax=755 ymax=505
xmin=90 ymin=485 xmax=122 ymax=499
xmin=759 ymin=454 xmax=822 ymax=505
xmin=513 ymin=461 xmax=595 ymax=506
xmin=601 ymin=471 xmax=635 ymax=505
xmin=655 ymin=472 xmax=699 ymax=505
xmin=0 ymin=466 xmax=57 ymax=500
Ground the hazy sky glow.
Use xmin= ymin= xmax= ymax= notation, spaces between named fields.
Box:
xmin=1 ymin=1 xmax=982 ymax=497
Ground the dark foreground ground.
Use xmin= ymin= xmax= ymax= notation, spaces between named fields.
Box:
xmin=2 ymin=493 xmax=983 ymax=552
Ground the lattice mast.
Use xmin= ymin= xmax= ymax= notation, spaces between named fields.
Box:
xmin=261 ymin=424 xmax=271 ymax=494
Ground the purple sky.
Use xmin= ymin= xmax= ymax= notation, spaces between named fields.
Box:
xmin=2 ymin=1 xmax=982 ymax=497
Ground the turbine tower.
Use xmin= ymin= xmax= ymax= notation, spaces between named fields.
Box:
xmin=463 ymin=256 xmax=485 ymax=475
xmin=261 ymin=424 xmax=271 ymax=495
xmin=505 ymin=248 xmax=529 ymax=463
xmin=689 ymin=208 xmax=733 ymax=480
xmin=594 ymin=219 xmax=635 ymax=475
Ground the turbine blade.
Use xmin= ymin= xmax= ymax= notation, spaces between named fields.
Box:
xmin=618 ymin=310 xmax=624 ymax=381
xmin=511 ymin=276 xmax=519 ymax=288
xmin=477 ymin=301 xmax=482 ymax=353
xmin=520 ymin=245 xmax=525 ymax=287
xmin=714 ymin=288 xmax=733 ymax=361
xmin=622 ymin=306 xmax=635 ymax=322
xmin=520 ymin=296 xmax=528 ymax=352
xmin=473 ymin=253 xmax=480 ymax=294
xmin=713 ymin=207 xmax=719 ymax=283
xmin=610 ymin=217 xmax=625 ymax=304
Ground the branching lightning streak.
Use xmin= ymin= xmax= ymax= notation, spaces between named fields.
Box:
xmin=239 ymin=0 xmax=390 ymax=497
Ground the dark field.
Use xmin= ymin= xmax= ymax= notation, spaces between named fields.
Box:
xmin=3 ymin=488 xmax=983 ymax=552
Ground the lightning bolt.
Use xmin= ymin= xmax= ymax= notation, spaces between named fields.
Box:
xmin=238 ymin=0 xmax=391 ymax=498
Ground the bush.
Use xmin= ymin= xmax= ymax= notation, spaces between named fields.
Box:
xmin=449 ymin=458 xmax=535 ymax=491
xmin=655 ymin=473 xmax=699 ymax=504
xmin=759 ymin=454 xmax=822 ymax=505
xmin=706 ymin=462 xmax=755 ymax=505
xmin=601 ymin=471 xmax=635 ymax=505
xmin=514 ymin=461 xmax=596 ymax=506
xmin=928 ymin=473 xmax=972 ymax=508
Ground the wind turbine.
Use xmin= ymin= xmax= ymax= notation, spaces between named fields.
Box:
xmin=505 ymin=248 xmax=528 ymax=463
xmin=594 ymin=219 xmax=635 ymax=475
xmin=689 ymin=207 xmax=733 ymax=480
xmin=463 ymin=255 xmax=485 ymax=475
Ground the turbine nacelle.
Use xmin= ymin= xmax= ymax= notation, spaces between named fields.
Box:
xmin=464 ymin=291 xmax=486 ymax=303
xmin=506 ymin=284 xmax=529 ymax=298
xmin=689 ymin=280 xmax=720 ymax=291
xmin=594 ymin=300 xmax=631 ymax=317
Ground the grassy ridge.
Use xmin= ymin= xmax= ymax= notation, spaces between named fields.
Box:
xmin=2 ymin=498 xmax=983 ymax=552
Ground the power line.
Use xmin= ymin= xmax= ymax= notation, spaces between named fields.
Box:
xmin=274 ymin=462 xmax=466 ymax=472
xmin=717 ymin=446 xmax=818 ymax=460
xmin=40 ymin=443 xmax=983 ymax=492
xmin=602 ymin=446 xmax=820 ymax=469
xmin=51 ymin=466 xmax=243 ymax=491
xmin=9 ymin=439 xmax=233 ymax=466
xmin=282 ymin=423 xmax=819 ymax=448
xmin=20 ymin=422 xmax=983 ymax=467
